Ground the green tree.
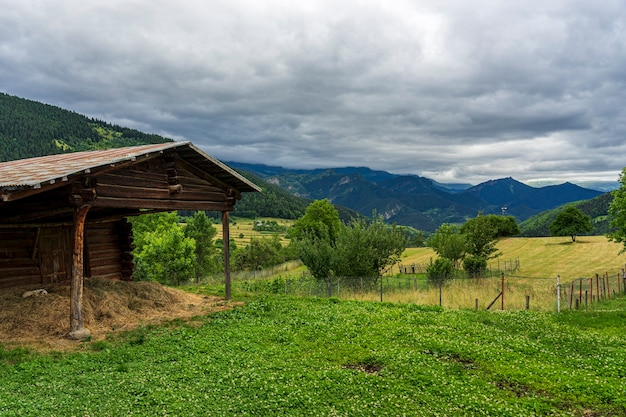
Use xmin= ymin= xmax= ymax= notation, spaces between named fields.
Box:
xmin=288 ymin=199 xmax=342 ymax=243
xmin=234 ymin=236 xmax=284 ymax=273
xmin=291 ymin=203 xmax=406 ymax=287
xmin=550 ymin=206 xmax=593 ymax=242
xmin=462 ymin=255 xmax=487 ymax=278
xmin=489 ymin=215 xmax=520 ymax=237
xmin=426 ymin=257 xmax=454 ymax=285
xmin=133 ymin=225 xmax=196 ymax=285
xmin=130 ymin=211 xmax=181 ymax=250
xmin=333 ymin=215 xmax=407 ymax=282
xmin=426 ymin=224 xmax=466 ymax=268
xmin=293 ymin=232 xmax=335 ymax=285
xmin=460 ymin=215 xmax=501 ymax=260
xmin=608 ymin=168 xmax=626 ymax=252
xmin=184 ymin=211 xmax=219 ymax=283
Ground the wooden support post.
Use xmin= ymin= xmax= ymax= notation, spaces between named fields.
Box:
xmin=222 ymin=211 xmax=231 ymax=301
xmin=69 ymin=203 xmax=91 ymax=339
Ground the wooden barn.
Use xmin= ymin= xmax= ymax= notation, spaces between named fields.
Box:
xmin=0 ymin=141 xmax=260 ymax=337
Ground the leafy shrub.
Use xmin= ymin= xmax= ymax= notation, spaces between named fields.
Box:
xmin=463 ymin=255 xmax=487 ymax=278
xmin=426 ymin=257 xmax=454 ymax=284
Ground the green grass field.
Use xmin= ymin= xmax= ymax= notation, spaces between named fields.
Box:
xmin=2 ymin=235 xmax=626 ymax=415
xmin=1 ymin=295 xmax=625 ymax=416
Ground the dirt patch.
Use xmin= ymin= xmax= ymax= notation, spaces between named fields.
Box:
xmin=0 ymin=278 xmax=238 ymax=352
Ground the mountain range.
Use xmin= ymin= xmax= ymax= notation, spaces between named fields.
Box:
xmin=226 ymin=162 xmax=604 ymax=232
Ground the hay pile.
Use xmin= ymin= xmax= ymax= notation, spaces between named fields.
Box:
xmin=0 ymin=278 xmax=232 ymax=351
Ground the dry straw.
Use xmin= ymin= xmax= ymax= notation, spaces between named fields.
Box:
xmin=0 ymin=278 xmax=231 ymax=351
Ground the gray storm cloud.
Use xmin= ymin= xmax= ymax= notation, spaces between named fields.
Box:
xmin=1 ymin=0 xmax=625 ymax=184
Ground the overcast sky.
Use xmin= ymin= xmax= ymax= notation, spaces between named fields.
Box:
xmin=1 ymin=1 xmax=625 ymax=185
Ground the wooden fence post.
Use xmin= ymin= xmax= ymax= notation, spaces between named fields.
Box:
xmin=579 ymin=279 xmax=583 ymax=307
xmin=439 ymin=280 xmax=443 ymax=307
xmin=557 ymin=275 xmax=561 ymax=313
xmin=501 ymin=272 xmax=505 ymax=311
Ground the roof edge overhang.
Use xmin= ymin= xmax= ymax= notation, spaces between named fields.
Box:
xmin=0 ymin=142 xmax=261 ymax=202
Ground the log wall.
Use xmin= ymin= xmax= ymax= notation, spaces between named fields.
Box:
xmin=0 ymin=220 xmax=132 ymax=289
xmin=85 ymin=221 xmax=124 ymax=281
xmin=93 ymin=159 xmax=232 ymax=211
xmin=0 ymin=228 xmax=41 ymax=288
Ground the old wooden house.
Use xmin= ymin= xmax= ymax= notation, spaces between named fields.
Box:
xmin=0 ymin=141 xmax=260 ymax=337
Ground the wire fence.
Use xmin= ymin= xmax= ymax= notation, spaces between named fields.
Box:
xmin=557 ymin=270 xmax=626 ymax=311
xmin=229 ymin=263 xmax=626 ymax=312
xmin=397 ymin=258 xmax=521 ymax=275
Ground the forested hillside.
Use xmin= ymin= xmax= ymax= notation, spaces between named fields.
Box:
xmin=519 ymin=192 xmax=614 ymax=236
xmin=230 ymin=170 xmax=360 ymax=221
xmin=0 ymin=92 xmax=170 ymax=161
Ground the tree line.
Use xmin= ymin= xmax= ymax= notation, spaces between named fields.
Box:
xmin=129 ymin=200 xmax=409 ymax=287
xmin=130 ymin=197 xmax=610 ymax=287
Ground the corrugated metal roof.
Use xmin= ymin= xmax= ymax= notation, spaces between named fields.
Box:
xmin=0 ymin=142 xmax=260 ymax=194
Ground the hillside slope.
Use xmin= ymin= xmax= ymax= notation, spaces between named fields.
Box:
xmin=0 ymin=92 xmax=170 ymax=161
xmin=519 ymin=192 xmax=614 ymax=237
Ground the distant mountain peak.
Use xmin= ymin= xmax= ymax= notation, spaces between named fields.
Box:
xmin=230 ymin=162 xmax=604 ymax=231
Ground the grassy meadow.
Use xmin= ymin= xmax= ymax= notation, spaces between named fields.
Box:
xmin=399 ymin=236 xmax=626 ymax=279
xmin=1 ymin=295 xmax=626 ymax=416
xmin=2 ymin=234 xmax=626 ymax=415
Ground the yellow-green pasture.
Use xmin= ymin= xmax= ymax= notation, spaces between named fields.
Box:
xmin=241 ymin=235 xmax=626 ymax=311
xmin=216 ymin=217 xmax=294 ymax=247
xmin=357 ymin=236 xmax=626 ymax=311
xmin=399 ymin=235 xmax=626 ymax=280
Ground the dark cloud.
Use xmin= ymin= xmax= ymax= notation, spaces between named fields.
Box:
xmin=1 ymin=0 xmax=625 ymax=184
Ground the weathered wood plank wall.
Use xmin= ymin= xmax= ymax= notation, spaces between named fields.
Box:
xmin=0 ymin=220 xmax=131 ymax=289
xmin=0 ymin=229 xmax=40 ymax=288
